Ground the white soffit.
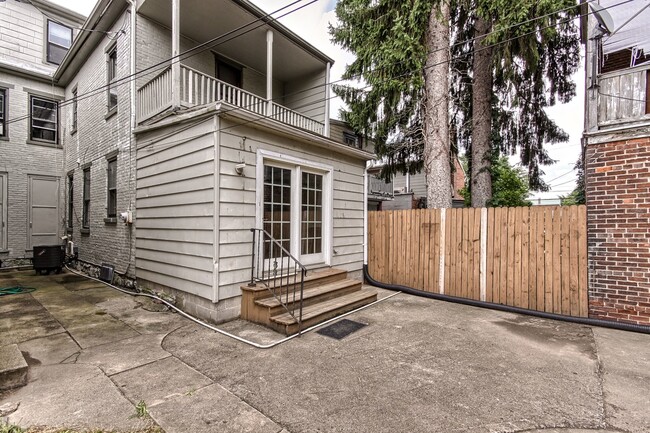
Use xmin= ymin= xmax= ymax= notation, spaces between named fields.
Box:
xmin=601 ymin=0 xmax=650 ymax=55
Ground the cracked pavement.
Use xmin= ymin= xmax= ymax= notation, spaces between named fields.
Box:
xmin=0 ymin=269 xmax=648 ymax=433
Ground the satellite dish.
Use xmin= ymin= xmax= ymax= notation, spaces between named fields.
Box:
xmin=589 ymin=3 xmax=615 ymax=35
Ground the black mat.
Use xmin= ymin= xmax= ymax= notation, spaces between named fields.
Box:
xmin=316 ymin=319 xmax=367 ymax=340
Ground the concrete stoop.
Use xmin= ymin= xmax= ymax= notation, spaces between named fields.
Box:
xmin=0 ymin=344 xmax=28 ymax=391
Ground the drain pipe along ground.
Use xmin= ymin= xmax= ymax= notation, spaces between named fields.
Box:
xmin=65 ymin=265 xmax=401 ymax=349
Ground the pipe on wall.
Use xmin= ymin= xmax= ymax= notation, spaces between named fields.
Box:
xmin=364 ymin=265 xmax=650 ymax=335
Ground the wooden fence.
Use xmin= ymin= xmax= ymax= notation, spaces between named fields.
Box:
xmin=368 ymin=206 xmax=588 ymax=317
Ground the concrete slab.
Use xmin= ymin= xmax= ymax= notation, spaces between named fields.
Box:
xmin=60 ymin=280 xmax=110 ymax=291
xmin=0 ymin=296 xmax=65 ymax=346
xmin=76 ymin=333 xmax=170 ymax=376
xmin=218 ymin=319 xmax=287 ymax=346
xmin=0 ymin=344 xmax=28 ymax=391
xmin=0 ymin=364 xmax=153 ymax=432
xmin=74 ymin=285 xmax=129 ymax=305
xmin=112 ymin=356 xmax=212 ymax=407
xmin=66 ymin=319 xmax=140 ymax=349
xmin=593 ymin=327 xmax=650 ymax=433
xmin=96 ymin=297 xmax=186 ymax=335
xmin=18 ymin=333 xmax=80 ymax=366
xmin=149 ymin=383 xmax=281 ymax=433
xmin=163 ymin=296 xmax=603 ymax=433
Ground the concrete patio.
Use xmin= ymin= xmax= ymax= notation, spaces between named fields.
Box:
xmin=0 ymin=269 xmax=649 ymax=433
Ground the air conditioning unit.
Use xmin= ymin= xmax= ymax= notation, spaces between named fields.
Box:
xmin=99 ymin=263 xmax=115 ymax=283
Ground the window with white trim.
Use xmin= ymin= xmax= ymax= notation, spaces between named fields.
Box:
xmin=259 ymin=151 xmax=332 ymax=266
xmin=107 ymin=44 xmax=118 ymax=112
xmin=46 ymin=20 xmax=72 ymax=65
xmin=0 ymin=89 xmax=6 ymax=138
xmin=82 ymin=168 xmax=90 ymax=229
xmin=107 ymin=158 xmax=117 ymax=218
xmin=30 ymin=96 xmax=58 ymax=144
xmin=71 ymin=87 xmax=78 ymax=132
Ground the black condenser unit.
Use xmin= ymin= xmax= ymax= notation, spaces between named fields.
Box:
xmin=33 ymin=245 xmax=64 ymax=274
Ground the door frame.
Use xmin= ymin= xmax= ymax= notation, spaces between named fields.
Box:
xmin=256 ymin=149 xmax=333 ymax=267
xmin=27 ymin=174 xmax=60 ymax=251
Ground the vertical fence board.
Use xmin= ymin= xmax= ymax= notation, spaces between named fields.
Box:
xmin=521 ymin=207 xmax=530 ymax=309
xmin=544 ymin=207 xmax=554 ymax=312
xmin=569 ymin=206 xmax=580 ymax=317
xmin=473 ymin=209 xmax=481 ymax=300
xmin=499 ymin=208 xmax=509 ymax=305
xmin=578 ymin=205 xmax=588 ymax=317
xmin=514 ymin=207 xmax=523 ymax=308
xmin=465 ymin=209 xmax=474 ymax=299
xmin=506 ymin=208 xmax=516 ymax=306
xmin=491 ymin=208 xmax=501 ymax=303
xmin=536 ymin=208 xmax=546 ymax=312
xmin=561 ymin=207 xmax=571 ymax=315
xmin=528 ymin=209 xmax=537 ymax=310
xmin=486 ymin=208 xmax=495 ymax=302
xmin=552 ymin=207 xmax=563 ymax=314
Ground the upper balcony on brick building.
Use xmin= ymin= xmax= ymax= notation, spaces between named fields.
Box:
xmin=584 ymin=0 xmax=650 ymax=135
xmin=134 ymin=0 xmax=334 ymax=137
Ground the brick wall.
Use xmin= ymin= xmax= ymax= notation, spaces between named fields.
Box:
xmin=62 ymin=11 xmax=136 ymax=277
xmin=586 ymin=136 xmax=650 ymax=325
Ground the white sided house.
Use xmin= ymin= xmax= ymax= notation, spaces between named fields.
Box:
xmin=131 ymin=0 xmax=377 ymax=328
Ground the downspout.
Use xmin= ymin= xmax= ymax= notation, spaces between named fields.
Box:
xmin=127 ymin=0 xmax=137 ymax=277
xmin=363 ymin=161 xmax=369 ymax=267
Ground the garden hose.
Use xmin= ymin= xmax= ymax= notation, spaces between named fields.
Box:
xmin=0 ymin=287 xmax=36 ymax=296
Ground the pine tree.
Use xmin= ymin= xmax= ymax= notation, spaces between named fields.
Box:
xmin=330 ymin=0 xmax=452 ymax=207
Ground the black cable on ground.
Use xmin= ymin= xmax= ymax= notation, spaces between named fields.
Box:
xmin=0 ymin=287 xmax=37 ymax=296
xmin=363 ymin=265 xmax=650 ymax=335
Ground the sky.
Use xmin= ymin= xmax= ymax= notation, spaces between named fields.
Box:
xmin=52 ymin=0 xmax=582 ymax=202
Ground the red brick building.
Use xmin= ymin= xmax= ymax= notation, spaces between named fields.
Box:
xmin=583 ymin=0 xmax=650 ymax=325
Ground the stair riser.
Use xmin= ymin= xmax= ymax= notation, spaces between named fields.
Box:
xmin=272 ymin=294 xmax=378 ymax=335
xmin=242 ymin=271 xmax=348 ymax=300
xmin=267 ymin=283 xmax=362 ymax=317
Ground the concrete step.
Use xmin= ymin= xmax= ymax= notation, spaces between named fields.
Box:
xmin=0 ymin=344 xmax=28 ymax=391
xmin=270 ymin=289 xmax=378 ymax=335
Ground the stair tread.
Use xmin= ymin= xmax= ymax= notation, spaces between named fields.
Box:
xmin=271 ymin=289 xmax=377 ymax=325
xmin=255 ymin=278 xmax=361 ymax=308
xmin=242 ymin=268 xmax=347 ymax=293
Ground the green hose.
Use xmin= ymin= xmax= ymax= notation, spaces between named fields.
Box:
xmin=0 ymin=287 xmax=36 ymax=296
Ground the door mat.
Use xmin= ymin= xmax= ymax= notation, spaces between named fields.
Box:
xmin=316 ymin=319 xmax=367 ymax=340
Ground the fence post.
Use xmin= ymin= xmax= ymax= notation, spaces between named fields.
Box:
xmin=480 ymin=208 xmax=488 ymax=301
xmin=438 ymin=208 xmax=446 ymax=294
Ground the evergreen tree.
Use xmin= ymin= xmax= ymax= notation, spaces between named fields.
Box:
xmin=330 ymin=0 xmax=452 ymax=207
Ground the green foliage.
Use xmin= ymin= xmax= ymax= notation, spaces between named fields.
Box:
xmin=451 ymin=0 xmax=580 ymax=191
xmin=134 ymin=400 xmax=149 ymax=419
xmin=330 ymin=0 xmax=438 ymax=180
xmin=560 ymin=154 xmax=585 ymax=205
xmin=488 ymin=156 xmax=532 ymax=207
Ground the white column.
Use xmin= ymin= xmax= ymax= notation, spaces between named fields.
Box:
xmin=171 ymin=0 xmax=181 ymax=109
xmin=324 ymin=62 xmax=331 ymax=137
xmin=266 ymin=29 xmax=273 ymax=116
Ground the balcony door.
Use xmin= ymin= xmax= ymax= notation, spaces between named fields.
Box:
xmin=258 ymin=151 xmax=332 ymax=268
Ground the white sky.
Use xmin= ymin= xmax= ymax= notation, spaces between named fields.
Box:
xmin=53 ymin=0 xmax=582 ymax=201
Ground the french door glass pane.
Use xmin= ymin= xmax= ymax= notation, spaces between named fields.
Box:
xmin=301 ymin=172 xmax=323 ymax=255
xmin=263 ymin=165 xmax=291 ymax=259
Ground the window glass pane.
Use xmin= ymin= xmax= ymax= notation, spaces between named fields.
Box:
xmin=48 ymin=21 xmax=72 ymax=48
xmin=31 ymin=97 xmax=58 ymax=143
xmin=0 ymin=90 xmax=5 ymax=137
xmin=47 ymin=44 xmax=68 ymax=65
xmin=301 ymin=172 xmax=323 ymax=255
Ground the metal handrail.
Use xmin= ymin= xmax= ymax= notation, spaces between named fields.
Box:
xmin=249 ymin=228 xmax=307 ymax=334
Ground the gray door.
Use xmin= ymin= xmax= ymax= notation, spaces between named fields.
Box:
xmin=0 ymin=173 xmax=5 ymax=250
xmin=28 ymin=175 xmax=60 ymax=250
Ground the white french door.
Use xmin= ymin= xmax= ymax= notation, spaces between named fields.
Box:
xmin=258 ymin=151 xmax=332 ymax=268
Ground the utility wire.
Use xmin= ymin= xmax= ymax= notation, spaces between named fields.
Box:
xmin=545 ymin=168 xmax=576 ymax=184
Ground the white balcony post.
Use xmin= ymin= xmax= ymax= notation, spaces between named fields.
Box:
xmin=171 ymin=0 xmax=181 ymax=109
xmin=324 ymin=62 xmax=331 ymax=137
xmin=266 ymin=29 xmax=273 ymax=117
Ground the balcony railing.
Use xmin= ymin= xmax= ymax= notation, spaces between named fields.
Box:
xmin=137 ymin=65 xmax=325 ymax=135
xmin=368 ymin=174 xmax=393 ymax=199
xmin=598 ymin=64 xmax=650 ymax=126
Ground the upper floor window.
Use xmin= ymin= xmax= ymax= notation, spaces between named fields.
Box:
xmin=216 ymin=57 xmax=242 ymax=88
xmin=0 ymin=89 xmax=6 ymax=138
xmin=107 ymin=44 xmax=118 ymax=113
xmin=30 ymin=96 xmax=58 ymax=144
xmin=343 ymin=131 xmax=361 ymax=148
xmin=67 ymin=174 xmax=74 ymax=230
xmin=82 ymin=168 xmax=90 ymax=229
xmin=47 ymin=20 xmax=72 ymax=65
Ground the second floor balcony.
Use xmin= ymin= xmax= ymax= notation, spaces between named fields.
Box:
xmin=135 ymin=0 xmax=333 ymax=137
xmin=597 ymin=63 xmax=650 ymax=128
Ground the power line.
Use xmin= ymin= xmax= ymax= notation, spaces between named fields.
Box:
xmin=545 ymin=168 xmax=576 ymax=184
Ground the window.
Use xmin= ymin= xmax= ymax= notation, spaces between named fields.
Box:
xmin=343 ymin=132 xmax=360 ymax=148
xmin=216 ymin=57 xmax=242 ymax=88
xmin=263 ymin=165 xmax=292 ymax=258
xmin=46 ymin=20 xmax=72 ymax=65
xmin=71 ymin=87 xmax=78 ymax=132
xmin=301 ymin=172 xmax=323 ymax=255
xmin=82 ymin=168 xmax=90 ymax=229
xmin=0 ymin=89 xmax=6 ymax=138
xmin=67 ymin=174 xmax=73 ymax=229
xmin=107 ymin=45 xmax=117 ymax=112
xmin=107 ymin=158 xmax=117 ymax=218
xmin=30 ymin=96 xmax=58 ymax=144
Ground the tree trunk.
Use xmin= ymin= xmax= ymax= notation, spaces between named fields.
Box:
xmin=471 ymin=16 xmax=493 ymax=208
xmin=423 ymin=2 xmax=452 ymax=209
